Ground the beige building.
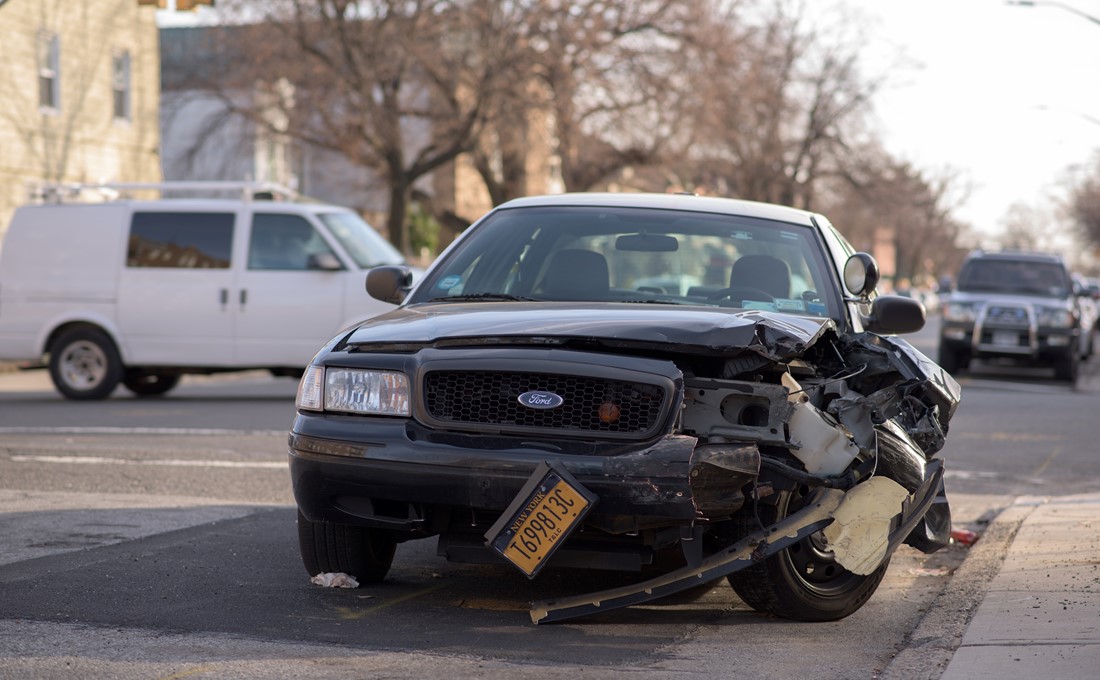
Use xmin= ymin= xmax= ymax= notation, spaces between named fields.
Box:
xmin=0 ymin=0 xmax=163 ymax=240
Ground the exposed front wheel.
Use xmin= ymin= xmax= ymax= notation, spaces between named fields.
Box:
xmin=123 ymin=370 xmax=181 ymax=397
xmin=297 ymin=509 xmax=397 ymax=583
xmin=724 ymin=484 xmax=889 ymax=621
xmin=48 ymin=327 xmax=123 ymax=400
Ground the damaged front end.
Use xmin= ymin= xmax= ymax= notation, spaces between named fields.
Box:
xmin=529 ymin=318 xmax=960 ymax=624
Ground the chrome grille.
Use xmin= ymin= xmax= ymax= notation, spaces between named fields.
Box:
xmin=423 ymin=370 xmax=667 ymax=437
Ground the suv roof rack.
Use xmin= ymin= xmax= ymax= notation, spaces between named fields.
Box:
xmin=26 ymin=181 xmax=299 ymax=204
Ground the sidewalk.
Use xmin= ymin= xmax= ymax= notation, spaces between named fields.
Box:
xmin=887 ymin=492 xmax=1100 ymax=678
xmin=936 ymin=493 xmax=1100 ymax=678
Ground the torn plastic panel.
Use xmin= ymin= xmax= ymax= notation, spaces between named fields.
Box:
xmin=531 ymin=460 xmax=945 ymax=623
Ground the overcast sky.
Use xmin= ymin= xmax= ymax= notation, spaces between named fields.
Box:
xmin=843 ymin=0 xmax=1100 ymax=241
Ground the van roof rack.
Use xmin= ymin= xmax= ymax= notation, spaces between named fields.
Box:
xmin=26 ymin=181 xmax=300 ymax=204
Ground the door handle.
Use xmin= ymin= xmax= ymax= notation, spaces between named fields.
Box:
xmin=240 ymin=289 xmax=248 ymax=306
xmin=220 ymin=288 xmax=229 ymax=305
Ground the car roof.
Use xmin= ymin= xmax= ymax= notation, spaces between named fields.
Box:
xmin=965 ymin=250 xmax=1065 ymax=265
xmin=494 ymin=193 xmax=819 ymax=227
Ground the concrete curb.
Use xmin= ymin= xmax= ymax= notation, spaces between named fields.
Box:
xmin=880 ymin=502 xmax=1036 ymax=679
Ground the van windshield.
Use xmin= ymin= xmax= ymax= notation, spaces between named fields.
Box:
xmin=318 ymin=212 xmax=405 ymax=269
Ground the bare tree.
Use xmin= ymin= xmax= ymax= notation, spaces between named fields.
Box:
xmin=188 ymin=0 xmax=528 ymax=254
xmin=1067 ymin=151 xmax=1100 ymax=252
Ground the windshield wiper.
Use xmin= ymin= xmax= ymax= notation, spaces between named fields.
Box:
xmin=428 ymin=293 xmax=541 ymax=302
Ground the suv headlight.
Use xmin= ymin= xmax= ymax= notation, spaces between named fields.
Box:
xmin=296 ymin=366 xmax=411 ymax=415
xmin=1035 ymin=306 xmax=1075 ymax=329
xmin=942 ymin=302 xmax=978 ymax=322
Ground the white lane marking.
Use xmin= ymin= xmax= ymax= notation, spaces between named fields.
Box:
xmin=0 ymin=427 xmax=286 ymax=436
xmin=10 ymin=455 xmax=286 ymax=469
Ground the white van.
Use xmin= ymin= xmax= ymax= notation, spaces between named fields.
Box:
xmin=0 ymin=183 xmax=417 ymax=399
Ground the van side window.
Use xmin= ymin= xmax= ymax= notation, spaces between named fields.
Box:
xmin=128 ymin=212 xmax=234 ymax=268
xmin=249 ymin=213 xmax=337 ymax=271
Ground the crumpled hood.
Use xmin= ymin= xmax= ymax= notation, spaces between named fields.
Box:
xmin=345 ymin=302 xmax=837 ymax=360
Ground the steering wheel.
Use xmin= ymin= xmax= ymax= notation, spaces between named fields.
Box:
xmin=707 ymin=286 xmax=776 ymax=303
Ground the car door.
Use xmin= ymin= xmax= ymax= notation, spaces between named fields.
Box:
xmin=234 ymin=209 xmax=349 ymax=367
xmin=116 ymin=208 xmax=239 ymax=366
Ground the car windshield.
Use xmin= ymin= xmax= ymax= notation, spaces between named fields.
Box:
xmin=957 ymin=259 xmax=1069 ymax=298
xmin=317 ymin=211 xmax=406 ymax=269
xmin=410 ymin=205 xmax=841 ymax=320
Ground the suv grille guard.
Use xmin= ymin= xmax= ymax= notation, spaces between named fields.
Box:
xmin=972 ymin=303 xmax=1037 ymax=355
xmin=530 ymin=459 xmax=944 ymax=624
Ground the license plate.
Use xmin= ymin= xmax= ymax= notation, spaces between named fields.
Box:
xmin=485 ymin=462 xmax=597 ymax=578
xmin=992 ymin=330 xmax=1019 ymax=346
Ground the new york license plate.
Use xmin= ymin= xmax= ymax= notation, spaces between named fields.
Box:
xmin=485 ymin=462 xmax=597 ymax=578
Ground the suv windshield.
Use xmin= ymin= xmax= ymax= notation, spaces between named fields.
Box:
xmin=410 ymin=205 xmax=840 ymax=320
xmin=317 ymin=212 xmax=405 ymax=269
xmin=956 ymin=259 xmax=1070 ymax=298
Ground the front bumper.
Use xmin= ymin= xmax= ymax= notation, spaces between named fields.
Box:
xmin=941 ymin=320 xmax=1076 ymax=360
xmin=289 ymin=414 xmax=757 ymax=535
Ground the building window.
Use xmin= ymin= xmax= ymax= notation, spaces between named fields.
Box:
xmin=37 ymin=32 xmax=60 ymax=111
xmin=112 ymin=51 xmax=131 ymax=121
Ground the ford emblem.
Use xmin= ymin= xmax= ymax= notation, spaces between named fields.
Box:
xmin=518 ymin=390 xmax=564 ymax=410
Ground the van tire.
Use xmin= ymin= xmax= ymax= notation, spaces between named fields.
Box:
xmin=123 ymin=370 xmax=181 ymax=397
xmin=48 ymin=327 xmax=123 ymax=400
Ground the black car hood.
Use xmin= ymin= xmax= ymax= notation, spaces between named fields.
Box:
xmin=344 ymin=302 xmax=837 ymax=360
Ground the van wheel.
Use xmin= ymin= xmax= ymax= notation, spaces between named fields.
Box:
xmin=297 ymin=508 xmax=396 ymax=583
xmin=48 ymin=327 xmax=123 ymax=400
xmin=123 ymin=371 xmax=181 ymax=397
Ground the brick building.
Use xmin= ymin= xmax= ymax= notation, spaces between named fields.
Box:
xmin=0 ymin=0 xmax=163 ymax=241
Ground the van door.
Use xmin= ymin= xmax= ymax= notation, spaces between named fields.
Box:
xmin=234 ymin=210 xmax=349 ymax=368
xmin=116 ymin=210 xmax=239 ymax=366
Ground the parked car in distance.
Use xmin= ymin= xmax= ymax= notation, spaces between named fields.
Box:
xmin=0 ymin=182 xmax=418 ymax=399
xmin=1072 ymin=273 xmax=1098 ymax=358
xmin=290 ymin=192 xmax=960 ymax=625
xmin=939 ymin=250 xmax=1082 ymax=381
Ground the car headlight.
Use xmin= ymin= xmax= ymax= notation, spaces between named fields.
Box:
xmin=296 ymin=366 xmax=411 ymax=415
xmin=942 ymin=302 xmax=978 ymax=322
xmin=1035 ymin=306 xmax=1075 ymax=329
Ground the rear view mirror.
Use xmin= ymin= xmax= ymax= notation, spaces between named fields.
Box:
xmin=615 ymin=233 xmax=678 ymax=252
xmin=843 ymin=253 xmax=880 ymax=297
xmin=866 ymin=295 xmax=925 ymax=335
xmin=307 ymin=253 xmax=343 ymax=271
xmin=366 ymin=265 xmax=414 ymax=304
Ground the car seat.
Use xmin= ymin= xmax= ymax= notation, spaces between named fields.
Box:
xmin=541 ymin=249 xmax=610 ymax=300
xmin=729 ymin=254 xmax=791 ymax=299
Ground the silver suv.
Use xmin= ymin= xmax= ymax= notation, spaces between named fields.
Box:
xmin=939 ymin=250 xmax=1081 ymax=381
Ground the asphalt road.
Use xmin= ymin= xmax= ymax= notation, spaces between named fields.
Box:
xmin=1 ymin=317 xmax=1098 ymax=678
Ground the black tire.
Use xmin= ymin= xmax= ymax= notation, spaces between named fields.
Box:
xmin=123 ymin=370 xmax=181 ymax=397
xmin=937 ymin=343 xmax=966 ymax=374
xmin=297 ymin=508 xmax=397 ymax=583
xmin=724 ymin=484 xmax=889 ymax=621
xmin=48 ymin=327 xmax=123 ymax=400
xmin=1054 ymin=347 xmax=1079 ymax=383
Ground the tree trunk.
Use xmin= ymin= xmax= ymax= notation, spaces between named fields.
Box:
xmin=388 ymin=180 xmax=411 ymax=256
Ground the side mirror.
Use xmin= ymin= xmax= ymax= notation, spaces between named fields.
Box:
xmin=307 ymin=252 xmax=343 ymax=271
xmin=366 ymin=265 xmax=414 ymax=304
xmin=843 ymin=253 xmax=880 ymax=297
xmin=866 ymin=295 xmax=926 ymax=335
